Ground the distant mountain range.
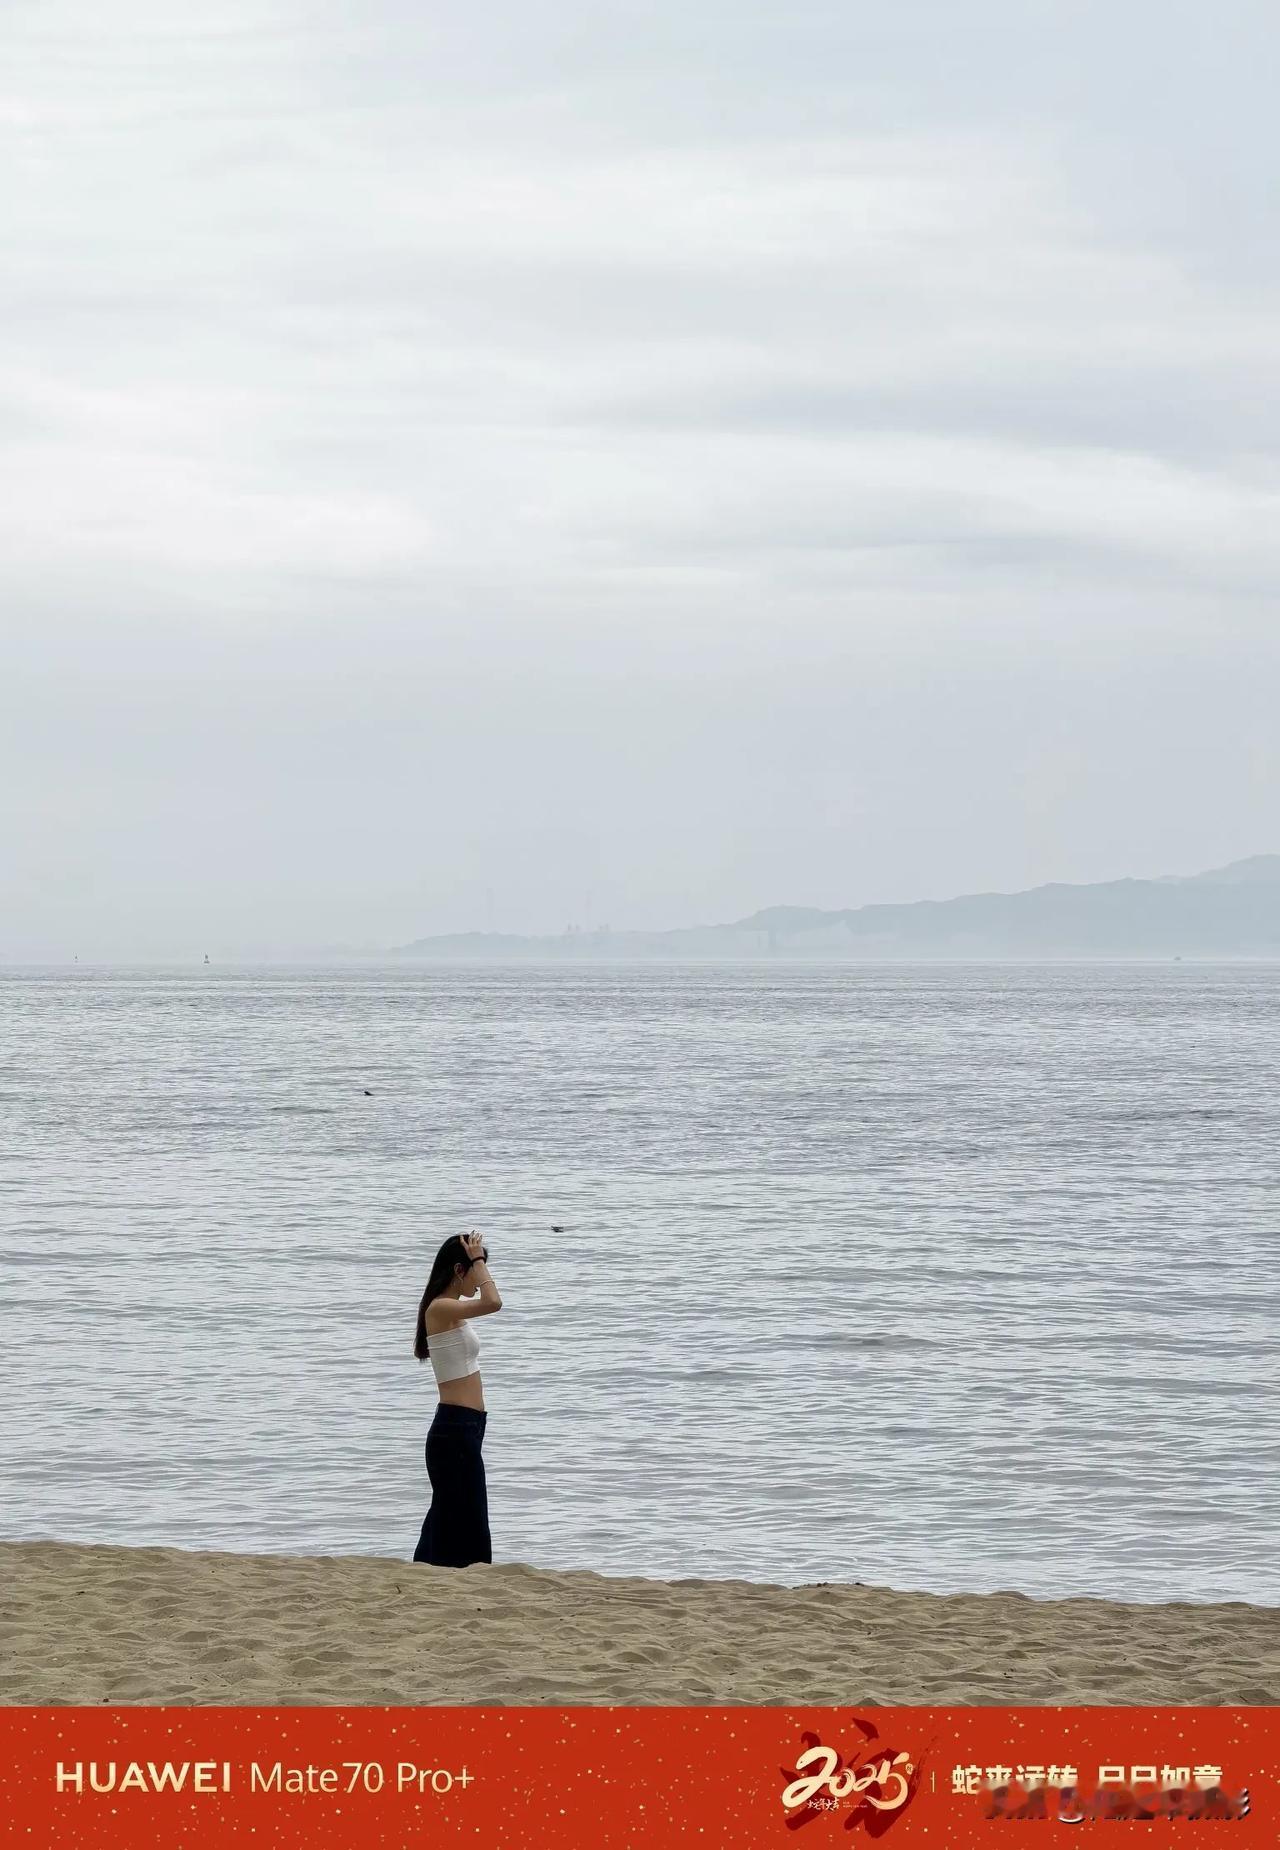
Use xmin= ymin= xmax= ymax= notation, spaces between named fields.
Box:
xmin=392 ymin=855 xmax=1280 ymax=960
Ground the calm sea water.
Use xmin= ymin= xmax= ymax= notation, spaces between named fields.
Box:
xmin=2 ymin=961 xmax=1277 ymax=1605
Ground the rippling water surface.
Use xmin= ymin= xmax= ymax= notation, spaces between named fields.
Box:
xmin=3 ymin=961 xmax=1277 ymax=1603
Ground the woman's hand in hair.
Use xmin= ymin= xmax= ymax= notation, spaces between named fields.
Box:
xmin=460 ymin=1230 xmax=501 ymax=1312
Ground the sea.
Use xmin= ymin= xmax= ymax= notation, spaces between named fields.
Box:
xmin=2 ymin=960 xmax=1277 ymax=1605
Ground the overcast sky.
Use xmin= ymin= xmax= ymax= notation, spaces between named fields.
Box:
xmin=3 ymin=0 xmax=1278 ymax=957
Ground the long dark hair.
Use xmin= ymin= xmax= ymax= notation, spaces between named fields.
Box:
xmin=414 ymin=1234 xmax=487 ymax=1361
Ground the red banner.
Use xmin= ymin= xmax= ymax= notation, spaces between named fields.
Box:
xmin=0 ymin=1706 xmax=1268 ymax=1845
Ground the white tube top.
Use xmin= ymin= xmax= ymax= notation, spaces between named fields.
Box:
xmin=427 ymin=1319 xmax=481 ymax=1384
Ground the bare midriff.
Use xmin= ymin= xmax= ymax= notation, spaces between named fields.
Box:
xmin=437 ymin=1369 xmax=484 ymax=1411
xmin=429 ymin=1319 xmax=485 ymax=1410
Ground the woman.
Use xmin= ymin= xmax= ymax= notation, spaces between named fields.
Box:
xmin=412 ymin=1230 xmax=503 ymax=1567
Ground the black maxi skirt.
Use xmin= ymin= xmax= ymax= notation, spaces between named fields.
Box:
xmin=412 ymin=1402 xmax=491 ymax=1567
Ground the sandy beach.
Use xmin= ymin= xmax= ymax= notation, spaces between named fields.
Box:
xmin=2 ymin=1540 xmax=1276 ymax=1707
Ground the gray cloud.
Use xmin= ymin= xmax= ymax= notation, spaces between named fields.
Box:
xmin=1 ymin=0 xmax=1277 ymax=957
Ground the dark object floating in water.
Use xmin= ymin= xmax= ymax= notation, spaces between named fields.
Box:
xmin=551 ymin=1223 xmax=571 ymax=1233
xmin=363 ymin=1089 xmax=373 ymax=1096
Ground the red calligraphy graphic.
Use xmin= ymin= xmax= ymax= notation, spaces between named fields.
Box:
xmin=780 ymin=1717 xmax=934 ymax=1836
